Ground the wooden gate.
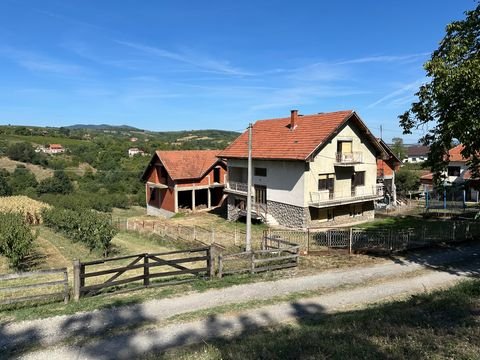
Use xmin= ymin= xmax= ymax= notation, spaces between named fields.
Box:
xmin=73 ymin=247 xmax=213 ymax=300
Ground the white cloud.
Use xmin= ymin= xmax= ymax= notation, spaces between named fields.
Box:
xmin=115 ymin=40 xmax=252 ymax=76
xmin=367 ymin=79 xmax=426 ymax=109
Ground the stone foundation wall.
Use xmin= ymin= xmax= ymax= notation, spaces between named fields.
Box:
xmin=227 ymin=195 xmax=242 ymax=221
xmin=267 ymin=200 xmax=308 ymax=228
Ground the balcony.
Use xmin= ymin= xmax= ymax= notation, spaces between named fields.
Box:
xmin=335 ymin=152 xmax=363 ymax=165
xmin=225 ymin=180 xmax=249 ymax=194
xmin=309 ymin=184 xmax=384 ymax=208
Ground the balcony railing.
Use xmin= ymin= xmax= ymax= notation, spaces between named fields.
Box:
xmin=335 ymin=152 xmax=363 ymax=164
xmin=309 ymin=184 xmax=384 ymax=207
xmin=226 ymin=180 xmax=249 ymax=193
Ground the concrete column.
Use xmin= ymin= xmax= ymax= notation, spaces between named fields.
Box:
xmin=207 ymin=188 xmax=211 ymax=209
xmin=174 ymin=186 xmax=178 ymax=213
xmin=192 ymin=189 xmax=196 ymax=211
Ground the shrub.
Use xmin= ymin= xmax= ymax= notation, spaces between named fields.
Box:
xmin=0 ymin=212 xmax=36 ymax=269
xmin=42 ymin=207 xmax=117 ymax=255
xmin=37 ymin=170 xmax=73 ymax=195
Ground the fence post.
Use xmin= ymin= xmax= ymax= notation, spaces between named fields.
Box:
xmin=63 ymin=269 xmax=69 ymax=304
xmin=217 ymin=255 xmax=223 ymax=278
xmin=73 ymin=259 xmax=81 ymax=301
xmin=207 ymin=247 xmax=215 ymax=278
xmin=307 ymin=228 xmax=310 ymax=255
xmin=143 ymin=254 xmax=150 ymax=287
xmin=348 ymin=228 xmax=353 ymax=255
xmin=250 ymin=251 xmax=255 ymax=274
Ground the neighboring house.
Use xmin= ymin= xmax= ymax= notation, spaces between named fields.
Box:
xmin=377 ymin=139 xmax=402 ymax=205
xmin=404 ymin=145 xmax=429 ymax=163
xmin=130 ymin=137 xmax=138 ymax=142
xmin=128 ymin=148 xmax=145 ymax=157
xmin=218 ymin=110 xmax=387 ymax=228
xmin=420 ymin=144 xmax=480 ymax=201
xmin=141 ymin=150 xmax=227 ymax=215
xmin=43 ymin=144 xmax=65 ymax=154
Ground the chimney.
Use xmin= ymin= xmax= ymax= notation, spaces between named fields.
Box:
xmin=290 ymin=109 xmax=298 ymax=130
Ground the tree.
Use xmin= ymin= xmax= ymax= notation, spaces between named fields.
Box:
xmin=6 ymin=142 xmax=37 ymax=163
xmin=9 ymin=166 xmax=38 ymax=195
xmin=396 ymin=168 xmax=421 ymax=195
xmin=37 ymin=170 xmax=73 ymax=195
xmin=0 ymin=212 xmax=35 ymax=269
xmin=399 ymin=3 xmax=480 ymax=185
xmin=391 ymin=137 xmax=407 ymax=160
xmin=0 ymin=172 xmax=12 ymax=196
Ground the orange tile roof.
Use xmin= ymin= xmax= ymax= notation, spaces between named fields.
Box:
xmin=219 ymin=110 xmax=382 ymax=160
xmin=154 ymin=150 xmax=221 ymax=180
xmin=49 ymin=144 xmax=63 ymax=149
xmin=448 ymin=144 xmax=468 ymax=162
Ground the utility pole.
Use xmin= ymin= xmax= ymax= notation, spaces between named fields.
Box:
xmin=246 ymin=123 xmax=253 ymax=252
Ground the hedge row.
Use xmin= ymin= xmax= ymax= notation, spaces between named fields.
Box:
xmin=42 ymin=208 xmax=117 ymax=255
xmin=0 ymin=212 xmax=36 ymax=269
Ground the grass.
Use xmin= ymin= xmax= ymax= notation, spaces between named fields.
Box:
xmin=149 ymin=279 xmax=480 ymax=360
xmin=0 ymin=156 xmax=53 ymax=180
xmin=5 ymin=134 xmax=89 ymax=146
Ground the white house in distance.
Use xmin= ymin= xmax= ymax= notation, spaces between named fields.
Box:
xmin=404 ymin=145 xmax=429 ymax=163
xmin=39 ymin=144 xmax=65 ymax=154
xmin=218 ymin=110 xmax=387 ymax=228
xmin=128 ymin=148 xmax=146 ymax=157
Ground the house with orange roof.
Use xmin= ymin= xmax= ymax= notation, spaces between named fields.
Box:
xmin=43 ymin=144 xmax=65 ymax=154
xmin=141 ymin=150 xmax=227 ymax=215
xmin=218 ymin=110 xmax=388 ymax=228
xmin=420 ymin=144 xmax=479 ymax=201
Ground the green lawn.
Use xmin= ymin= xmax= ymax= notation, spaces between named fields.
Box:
xmin=154 ymin=279 xmax=480 ymax=360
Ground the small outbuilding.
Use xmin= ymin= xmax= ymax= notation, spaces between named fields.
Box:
xmin=141 ymin=150 xmax=227 ymax=215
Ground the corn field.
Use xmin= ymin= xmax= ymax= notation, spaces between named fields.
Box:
xmin=0 ymin=196 xmax=51 ymax=224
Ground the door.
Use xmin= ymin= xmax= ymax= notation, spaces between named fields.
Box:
xmin=254 ymin=185 xmax=267 ymax=204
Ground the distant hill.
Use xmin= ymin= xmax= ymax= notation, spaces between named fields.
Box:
xmin=65 ymin=124 xmax=143 ymax=131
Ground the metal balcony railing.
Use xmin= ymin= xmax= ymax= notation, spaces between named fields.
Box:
xmin=335 ymin=152 xmax=363 ymax=164
xmin=309 ymin=184 xmax=384 ymax=206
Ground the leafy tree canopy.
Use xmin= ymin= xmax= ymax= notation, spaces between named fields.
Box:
xmin=391 ymin=137 xmax=407 ymax=160
xmin=399 ymin=3 xmax=480 ymax=184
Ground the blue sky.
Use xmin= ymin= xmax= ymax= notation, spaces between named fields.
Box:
xmin=0 ymin=0 xmax=476 ymax=142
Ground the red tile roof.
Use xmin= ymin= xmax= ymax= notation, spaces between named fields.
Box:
xmin=154 ymin=150 xmax=221 ymax=180
xmin=49 ymin=144 xmax=63 ymax=149
xmin=219 ymin=110 xmax=383 ymax=160
xmin=448 ymin=144 xmax=468 ymax=162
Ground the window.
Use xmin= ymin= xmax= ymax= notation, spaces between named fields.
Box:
xmin=337 ymin=140 xmax=352 ymax=153
xmin=254 ymin=167 xmax=267 ymax=177
xmin=318 ymin=174 xmax=334 ymax=191
xmin=352 ymin=171 xmax=365 ymax=187
xmin=448 ymin=166 xmax=461 ymax=177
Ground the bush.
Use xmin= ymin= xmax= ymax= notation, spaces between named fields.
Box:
xmin=0 ymin=212 xmax=36 ymax=269
xmin=42 ymin=207 xmax=117 ymax=255
xmin=37 ymin=170 xmax=73 ymax=195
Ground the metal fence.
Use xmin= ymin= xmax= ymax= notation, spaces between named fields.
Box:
xmin=267 ymin=220 xmax=480 ymax=254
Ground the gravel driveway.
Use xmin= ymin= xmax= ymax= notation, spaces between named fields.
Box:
xmin=2 ymin=243 xmax=479 ymax=359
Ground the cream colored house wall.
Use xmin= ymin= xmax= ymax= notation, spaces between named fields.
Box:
xmin=304 ymin=121 xmax=378 ymax=204
xmin=227 ymin=159 xmax=305 ymax=207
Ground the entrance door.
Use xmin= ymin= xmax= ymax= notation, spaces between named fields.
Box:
xmin=254 ymin=185 xmax=267 ymax=204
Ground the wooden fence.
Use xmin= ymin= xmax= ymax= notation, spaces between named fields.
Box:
xmin=0 ymin=268 xmax=69 ymax=305
xmin=217 ymin=237 xmax=299 ymax=278
xmin=113 ymin=218 xmax=264 ymax=250
xmin=73 ymin=246 xmax=213 ymax=300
